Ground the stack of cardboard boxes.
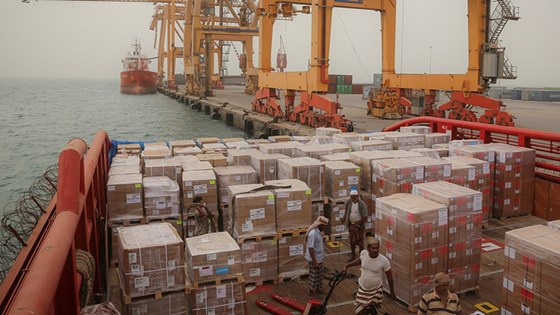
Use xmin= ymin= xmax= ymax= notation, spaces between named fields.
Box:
xmin=250 ymin=153 xmax=289 ymax=183
xmin=278 ymin=157 xmax=326 ymax=202
xmin=349 ymin=140 xmax=393 ymax=152
xmin=142 ymin=176 xmax=180 ymax=221
xmin=107 ymin=174 xmax=144 ymax=224
xmin=295 ymin=144 xmax=350 ymax=159
xmin=182 ymin=170 xmax=218 ymax=237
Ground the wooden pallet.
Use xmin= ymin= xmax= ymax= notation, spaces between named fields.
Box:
xmin=122 ymin=287 xmax=190 ymax=305
xmin=278 ymin=271 xmax=308 ymax=283
xmin=144 ymin=216 xmax=181 ymax=224
xmin=189 ymin=274 xmax=245 ymax=289
xmin=497 ymin=213 xmax=530 ymax=221
xmin=235 ymin=233 xmax=279 ymax=244
xmin=245 ymin=278 xmax=278 ymax=287
xmin=108 ymin=218 xmax=145 ymax=227
xmin=277 ymin=227 xmax=308 ymax=238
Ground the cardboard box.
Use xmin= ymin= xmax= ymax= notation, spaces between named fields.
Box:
xmin=295 ymin=144 xmax=350 ymax=159
xmin=116 ymin=223 xmax=185 ymax=298
xmin=448 ymin=212 xmax=483 ymax=243
xmin=174 ymin=146 xmax=202 ymax=156
xmin=269 ymin=135 xmax=292 ymax=142
xmin=251 ymin=153 xmax=289 ymax=183
xmin=182 ymin=170 xmax=218 ymax=216
xmin=292 ymin=136 xmax=312 ymax=143
xmin=372 ymin=158 xmax=426 ymax=184
xmin=449 ymin=263 xmax=480 ymax=293
xmin=181 ymin=161 xmax=213 ymax=172
xmin=224 ymin=141 xmax=254 ymax=149
xmin=404 ymin=157 xmax=452 ymax=182
xmin=196 ymin=153 xmax=227 ymax=167
xmin=185 ymin=232 xmax=242 ymax=282
xmin=258 ymin=141 xmax=303 ymax=157
xmin=214 ymin=166 xmax=258 ymax=203
xmin=323 ymin=202 xmax=348 ymax=237
xmin=410 ymin=148 xmax=444 ymax=159
xmin=172 ymin=155 xmax=199 ymax=165
xmin=108 ymin=165 xmax=141 ymax=176
xmin=278 ymin=157 xmax=326 ymax=201
xmin=446 ymin=161 xmax=476 ymax=188
xmin=116 ymin=144 xmax=142 ymax=156
xmin=107 ymin=174 xmax=144 ymax=223
xmin=384 ymin=132 xmax=425 ymax=150
xmin=126 ymin=291 xmax=188 ymax=315
xmin=332 ymin=133 xmax=360 ymax=146
xmin=266 ymin=179 xmax=312 ymax=231
xmin=202 ymin=143 xmax=227 ymax=154
xmin=228 ymin=184 xmax=277 ymax=237
xmin=144 ymin=142 xmax=167 ymax=149
xmin=188 ymin=279 xmax=247 ymax=315
xmin=169 ymin=140 xmax=196 ymax=156
xmin=316 ymin=127 xmax=341 ymax=137
xmin=412 ymin=181 xmax=483 ymax=215
xmin=143 ymin=177 xmax=180 ymax=220
xmin=321 ymin=152 xmax=351 ymax=162
xmin=307 ymin=136 xmax=334 ymax=146
xmin=278 ymin=234 xmax=308 ymax=279
xmin=221 ymin=137 xmax=245 ymax=143
xmin=400 ymin=126 xmax=432 ymax=134
xmin=195 ymin=137 xmax=221 ymax=146
xmin=141 ymin=148 xmax=172 ymax=161
xmin=111 ymin=156 xmax=141 ymax=168
xmin=144 ymin=158 xmax=182 ymax=182
xmin=349 ymin=140 xmax=393 ymax=152
xmin=424 ymin=133 xmax=451 ymax=148
xmin=227 ymin=148 xmax=261 ymax=166
xmin=240 ymin=238 xmax=279 ymax=284
xmin=324 ymin=161 xmax=361 ymax=201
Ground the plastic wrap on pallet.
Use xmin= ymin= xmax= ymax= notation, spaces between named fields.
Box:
xmin=170 ymin=140 xmax=196 ymax=156
xmin=185 ymin=232 xmax=242 ymax=282
xmin=183 ymin=170 xmax=218 ymax=219
xmin=215 ymin=166 xmax=258 ymax=203
xmin=107 ymin=174 xmax=144 ymax=223
xmin=321 ymin=152 xmax=351 ymax=162
xmin=324 ymin=161 xmax=361 ymax=201
xmin=258 ymin=141 xmax=304 ymax=157
xmin=188 ymin=279 xmax=247 ymax=315
xmin=117 ymin=143 xmax=142 ymax=156
xmin=332 ymin=133 xmax=360 ymax=146
xmin=240 ymin=238 xmax=279 ymax=284
xmin=400 ymin=126 xmax=432 ymax=134
xmin=228 ymin=184 xmax=277 ymax=238
xmin=424 ymin=133 xmax=451 ymax=148
xmin=292 ymin=136 xmax=312 ymax=143
xmin=412 ymin=181 xmax=483 ymax=215
xmin=173 ymin=155 xmax=199 ymax=165
xmin=109 ymin=165 xmax=141 ymax=176
xmin=174 ymin=146 xmax=202 ymax=156
xmin=247 ymin=139 xmax=271 ymax=145
xmin=384 ymin=132 xmax=425 ymax=150
xmin=141 ymin=149 xmax=172 ymax=163
xmin=265 ymin=179 xmax=312 ymax=230
xmin=548 ymin=220 xmax=560 ymax=232
xmin=323 ymin=202 xmax=348 ymax=238
xmin=112 ymin=155 xmax=141 ymax=168
xmin=295 ymin=143 xmax=350 ymax=159
xmin=225 ymin=141 xmax=255 ymax=149
xmin=404 ymin=157 xmax=452 ymax=182
xmin=409 ymin=148 xmax=441 ymax=160
xmin=448 ymin=139 xmax=484 ymax=154
xmin=117 ymin=223 xmax=185 ymax=298
xmin=277 ymin=157 xmax=325 ymax=201
xmin=312 ymin=202 xmax=324 ymax=222
xmin=144 ymin=158 xmax=182 ymax=181
xmin=143 ymin=176 xmax=180 ymax=220
xmin=445 ymin=161 xmax=477 ymax=188
xmin=201 ymin=142 xmax=228 ymax=154
xmin=307 ymin=136 xmax=334 ymax=146
xmin=196 ymin=153 xmax=227 ymax=167
xmin=182 ymin=161 xmax=214 ymax=172
xmin=227 ymin=148 xmax=261 ymax=166
xmin=349 ymin=140 xmax=393 ymax=152
xmin=359 ymin=191 xmax=375 ymax=234
xmin=269 ymin=135 xmax=292 ymax=142
xmin=372 ymin=158 xmax=426 ymax=184
xmin=503 ymin=225 xmax=560 ymax=314
xmin=450 ymin=144 xmax=496 ymax=162
xmin=447 ymin=237 xmax=482 ymax=269
xmin=126 ymin=291 xmax=188 ymax=315
xmin=195 ymin=137 xmax=221 ymax=147
xmin=448 ymin=263 xmax=480 ymax=294
xmin=278 ymin=234 xmax=308 ymax=279
xmin=316 ymin=127 xmax=341 ymax=137
xmin=250 ymin=153 xmax=289 ymax=183
xmin=144 ymin=142 xmax=168 ymax=149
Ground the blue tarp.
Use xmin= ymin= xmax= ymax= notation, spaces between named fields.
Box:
xmin=109 ymin=140 xmax=146 ymax=164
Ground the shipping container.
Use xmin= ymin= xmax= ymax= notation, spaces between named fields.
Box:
xmin=351 ymin=84 xmax=363 ymax=94
xmin=336 ymin=84 xmax=352 ymax=94
xmin=510 ymin=89 xmax=522 ymax=100
xmin=336 ymin=75 xmax=346 ymax=85
xmin=343 ymin=75 xmax=353 ymax=85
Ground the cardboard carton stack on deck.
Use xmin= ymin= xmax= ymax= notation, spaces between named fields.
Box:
xmin=485 ymin=144 xmax=536 ymax=219
xmin=126 ymin=291 xmax=189 ymax=315
xmin=258 ymin=141 xmax=303 ymax=157
xmin=278 ymin=157 xmax=326 ymax=202
xmin=323 ymin=202 xmax=349 ymax=238
xmin=228 ymin=184 xmax=277 ymax=238
xmin=227 ymin=148 xmax=261 ymax=166
xmin=295 ymin=144 xmax=350 ymax=159
xmin=141 ymin=146 xmax=172 ymax=163
xmin=502 ymin=225 xmax=560 ymax=315
xmin=372 ymin=158 xmax=425 ymax=198
xmin=412 ymin=181 xmax=483 ymax=292
xmin=250 ymin=153 xmax=289 ymax=183
xmin=109 ymin=156 xmax=141 ymax=176
xmin=214 ymin=166 xmax=258 ymax=231
xmin=349 ymin=140 xmax=393 ymax=152
xmin=321 ymin=152 xmax=351 ymax=162
xmin=169 ymin=140 xmax=196 ymax=156
xmin=202 ymin=142 xmax=227 ymax=153
xmin=265 ymin=179 xmax=312 ymax=231
xmin=107 ymin=174 xmax=144 ymax=224
xmin=424 ymin=133 xmax=451 ymax=148
xmin=239 ymin=236 xmax=279 ymax=285
xmin=324 ymin=161 xmax=361 ymax=202
xmin=116 ymin=223 xmax=185 ymax=299
xmin=116 ymin=143 xmax=142 ymax=156
xmin=144 ymin=158 xmax=182 ymax=182
xmin=182 ymin=170 xmax=218 ymax=237
xmin=174 ymin=146 xmax=202 ymax=156
xmin=143 ymin=177 xmax=180 ymax=220
xmin=182 ymin=160 xmax=213 ymax=172
xmin=406 ymin=157 xmax=452 ymax=182
xmin=384 ymin=132 xmax=425 ymax=150
xmin=188 ymin=279 xmax=247 ymax=315
xmin=332 ymin=133 xmax=360 ymax=146
xmin=277 ymin=231 xmax=309 ymax=280
xmin=375 ymin=194 xmax=448 ymax=306
xmin=316 ymin=127 xmax=341 ymax=137
xmin=196 ymin=153 xmax=227 ymax=167
xmin=400 ymin=126 xmax=432 ymax=134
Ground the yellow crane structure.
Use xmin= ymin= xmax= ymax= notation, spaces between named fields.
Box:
xmin=369 ymin=0 xmax=519 ymax=126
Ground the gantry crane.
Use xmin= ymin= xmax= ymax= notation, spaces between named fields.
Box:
xmin=368 ymin=0 xmax=519 ymax=126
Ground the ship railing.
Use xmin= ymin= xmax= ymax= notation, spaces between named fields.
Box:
xmin=383 ymin=117 xmax=560 ymax=183
xmin=0 ymin=131 xmax=110 ymax=315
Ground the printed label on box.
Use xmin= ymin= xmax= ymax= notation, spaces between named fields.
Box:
xmin=131 ymin=264 xmax=142 ymax=275
xmin=242 ymin=220 xmax=253 ymax=231
xmin=187 ymin=191 xmax=193 ymax=198
xmin=156 ymin=199 xmax=166 ymax=210
xmin=483 ymin=163 xmax=490 ymax=174
xmin=334 ymin=170 xmax=341 ymax=176
xmin=253 ymin=251 xmax=268 ymax=263
xmin=184 ymin=181 xmax=193 ymax=187
xmin=126 ymin=193 xmax=141 ymax=204
xmin=199 ymin=265 xmax=213 ymax=277
xmin=216 ymin=285 xmax=227 ymax=299
xmin=207 ymin=253 xmax=217 ymax=261
xmin=250 ymin=268 xmax=261 ymax=277
xmin=194 ymin=184 xmax=208 ymax=194
xmin=167 ymin=275 xmax=175 ymax=287
xmin=207 ymin=308 xmax=216 ymax=315
xmin=134 ymin=276 xmax=149 ymax=288
xmin=416 ymin=167 xmax=424 ymax=180
xmin=168 ymin=260 xmax=176 ymax=268
xmin=306 ymin=189 xmax=312 ymax=195
xmin=339 ymin=190 xmax=347 ymax=197
xmin=278 ymin=192 xmax=290 ymax=198
xmin=269 ymin=167 xmax=275 ymax=174
xmin=348 ymin=176 xmax=359 ymax=185
xmin=108 ymin=185 xmax=115 ymax=192
xmin=196 ymin=292 xmax=207 ymax=304
xmin=502 ymin=277 xmax=514 ymax=292
xmin=129 ymin=253 xmax=137 ymax=264
xmin=287 ymin=200 xmax=302 ymax=211
xmin=339 ymin=180 xmax=345 ymax=187
xmin=443 ymin=165 xmax=451 ymax=178
xmin=289 ymin=244 xmax=304 ymax=256
xmin=489 ymin=152 xmax=495 ymax=163
xmin=234 ymin=175 xmax=241 ymax=181
xmin=216 ymin=266 xmax=230 ymax=275
xmin=250 ymin=208 xmax=265 ymax=220
xmin=227 ymin=255 xmax=235 ymax=265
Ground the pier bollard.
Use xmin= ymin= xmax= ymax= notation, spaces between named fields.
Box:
xmin=204 ymin=105 xmax=211 ymax=115
xmin=226 ymin=113 xmax=234 ymax=126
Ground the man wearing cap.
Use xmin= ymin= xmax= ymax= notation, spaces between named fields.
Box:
xmin=345 ymin=236 xmax=395 ymax=314
xmin=305 ymin=216 xmax=329 ymax=297
xmin=341 ymin=189 xmax=369 ymax=262
xmin=418 ymin=272 xmax=462 ymax=315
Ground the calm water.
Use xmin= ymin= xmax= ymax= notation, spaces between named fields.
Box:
xmin=0 ymin=78 xmax=244 ymax=209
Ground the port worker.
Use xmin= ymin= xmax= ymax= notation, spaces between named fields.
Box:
xmin=341 ymin=189 xmax=368 ymax=262
xmin=187 ymin=196 xmax=215 ymax=236
xmin=417 ymin=272 xmax=462 ymax=315
xmin=345 ymin=236 xmax=396 ymax=315
xmin=305 ymin=216 xmax=329 ymax=297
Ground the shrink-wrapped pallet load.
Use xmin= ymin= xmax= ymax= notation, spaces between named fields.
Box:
xmin=250 ymin=153 xmax=289 ymax=183
xmin=423 ymin=133 xmax=451 ymax=148
xmin=182 ymin=170 xmax=218 ymax=219
xmin=258 ymin=141 xmax=303 ymax=157
xmin=349 ymin=140 xmax=393 ymax=152
xmin=240 ymin=237 xmax=279 ymax=284
xmin=144 ymin=158 xmax=182 ymax=181
xmin=295 ymin=144 xmax=350 ymax=159
xmin=228 ymin=184 xmax=277 ymax=238
xmin=143 ymin=176 xmax=180 ymax=220
xmin=188 ymin=279 xmax=247 ymax=315
xmin=196 ymin=153 xmax=227 ymax=167
xmin=324 ymin=161 xmax=361 ymax=202
xmin=265 ymin=179 xmax=312 ymax=231
xmin=107 ymin=174 xmax=144 ymax=224
xmin=227 ymin=148 xmax=261 ymax=166
xmin=278 ymin=157 xmax=325 ymax=202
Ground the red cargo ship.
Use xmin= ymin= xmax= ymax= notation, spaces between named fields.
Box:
xmin=120 ymin=39 xmax=157 ymax=94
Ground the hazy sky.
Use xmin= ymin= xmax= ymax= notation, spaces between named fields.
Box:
xmin=1 ymin=0 xmax=558 ymax=88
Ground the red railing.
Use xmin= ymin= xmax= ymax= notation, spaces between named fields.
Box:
xmin=384 ymin=117 xmax=560 ymax=183
xmin=0 ymin=131 xmax=110 ymax=315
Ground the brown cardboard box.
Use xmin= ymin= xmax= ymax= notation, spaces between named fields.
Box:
xmin=400 ymin=126 xmax=432 ymax=134
xmin=111 ymin=156 xmax=141 ymax=168
xmin=316 ymin=127 xmax=341 ymax=137
xmin=188 ymin=279 xmax=247 ymax=315
xmin=278 ymin=157 xmax=326 ymax=201
xmin=265 ymin=179 xmax=312 ymax=231
xmin=228 ymin=184 xmax=277 ymax=237
xmin=240 ymin=238 xmax=279 ymax=284
xmin=307 ymin=136 xmax=334 ymax=146
xmin=412 ymin=181 xmax=483 ymax=215
xmin=251 ymin=153 xmax=289 ymax=183
xmin=181 ymin=161 xmax=213 ymax=172
xmin=323 ymin=202 xmax=348 ymax=237
xmin=423 ymin=133 xmax=451 ymax=148
xmin=172 ymin=155 xmax=199 ymax=165
xmin=185 ymin=232 xmax=242 ymax=282
xmin=108 ymin=165 xmax=141 ymax=176
xmin=117 ymin=144 xmax=142 ymax=156
xmin=448 ymin=212 xmax=483 ymax=243
xmin=174 ymin=146 xmax=202 ymax=156
xmin=126 ymin=291 xmax=188 ymax=315
xmin=224 ymin=141 xmax=255 ymax=149
xmin=384 ymin=132 xmax=425 ymax=150
xmin=141 ymin=148 xmax=172 ymax=161
xmin=321 ymin=152 xmax=351 ymax=162
xmin=227 ymin=148 xmax=261 ymax=166
xmin=278 ymin=234 xmax=308 ymax=279
xmin=214 ymin=166 xmax=258 ymax=203
xmin=258 ymin=141 xmax=303 ymax=157
xmin=450 ymin=144 xmax=495 ymax=162
xmin=409 ymin=148 xmax=444 ymax=160
xmin=404 ymin=157 xmax=451 ymax=182
xmin=196 ymin=153 xmax=227 ymax=167
xmin=143 ymin=177 xmax=180 ymax=220
xmin=295 ymin=144 xmax=350 ymax=159
xmin=144 ymin=158 xmax=182 ymax=182
xmin=446 ymin=161 xmax=476 ymax=188
xmin=182 ymin=170 xmax=218 ymax=216
xmin=447 ymin=239 xmax=482 ymax=269
xmin=449 ymin=263 xmax=480 ymax=293
xmin=332 ymin=133 xmax=360 ymax=146
xmin=372 ymin=158 xmax=426 ymax=184
xmin=269 ymin=135 xmax=292 ymax=142
xmin=169 ymin=140 xmax=196 ymax=156
xmin=116 ymin=223 xmax=185 ymax=298
xmin=107 ymin=174 xmax=144 ymax=223
xmin=202 ymin=143 xmax=228 ymax=154
xmin=222 ymin=137 xmax=245 ymax=143
xmin=196 ymin=137 xmax=221 ymax=146
xmin=324 ymin=161 xmax=361 ymax=201
xmin=144 ymin=142 xmax=167 ymax=148
xmin=349 ymin=140 xmax=393 ymax=152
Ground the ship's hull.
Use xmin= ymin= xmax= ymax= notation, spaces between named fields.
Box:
xmin=120 ymin=70 xmax=157 ymax=94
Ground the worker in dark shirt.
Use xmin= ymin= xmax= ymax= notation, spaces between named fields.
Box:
xmin=418 ymin=272 xmax=461 ymax=315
